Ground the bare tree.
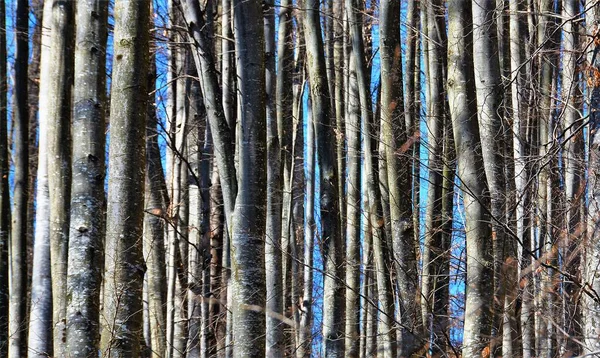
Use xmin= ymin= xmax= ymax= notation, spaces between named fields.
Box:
xmin=9 ymin=0 xmax=30 ymax=354
xmin=303 ymin=0 xmax=344 ymax=355
xmin=447 ymin=1 xmax=494 ymax=357
xmin=99 ymin=0 xmax=150 ymax=354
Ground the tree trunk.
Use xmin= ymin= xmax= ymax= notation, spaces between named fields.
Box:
xmin=297 ymin=96 xmax=315 ymax=358
xmin=303 ymin=0 xmax=344 ymax=355
xmin=471 ymin=0 xmax=505 ymax=354
xmin=380 ymin=0 xmax=421 ymax=355
xmin=264 ymin=0 xmax=284 ymax=354
xmin=560 ymin=1 xmax=583 ymax=355
xmin=66 ymin=0 xmax=108 ymax=354
xmin=144 ymin=52 xmax=168 ymax=358
xmin=344 ymin=52 xmax=361 ymax=358
xmin=230 ymin=0 xmax=267 ymax=355
xmin=27 ymin=1 xmax=53 ymax=355
xmin=586 ymin=4 xmax=600 ymax=350
xmin=0 ymin=0 xmax=10 ymax=353
xmin=181 ymin=0 xmax=237 ymax=222
xmin=99 ymin=0 xmax=150 ymax=354
xmin=421 ymin=0 xmax=450 ymax=353
xmin=509 ymin=1 xmax=534 ymax=356
xmin=46 ymin=1 xmax=75 ymax=354
xmin=9 ymin=0 xmax=29 ymax=354
xmin=447 ymin=1 xmax=494 ymax=357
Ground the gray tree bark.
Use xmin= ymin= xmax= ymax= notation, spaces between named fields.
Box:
xmin=9 ymin=0 xmax=29 ymax=354
xmin=297 ymin=96 xmax=315 ymax=358
xmin=27 ymin=2 xmax=53 ymax=355
xmin=230 ymin=0 xmax=267 ymax=356
xmin=99 ymin=0 xmax=150 ymax=354
xmin=264 ymin=1 xmax=284 ymax=355
xmin=181 ymin=0 xmax=237 ymax=222
xmin=46 ymin=1 xmax=75 ymax=354
xmin=344 ymin=53 xmax=361 ymax=358
xmin=509 ymin=1 xmax=534 ymax=356
xmin=560 ymin=1 xmax=583 ymax=355
xmin=144 ymin=53 xmax=168 ymax=358
xmin=303 ymin=0 xmax=344 ymax=355
xmin=421 ymin=0 xmax=450 ymax=353
xmin=0 ymin=0 xmax=10 ymax=354
xmin=379 ymin=0 xmax=421 ymax=355
xmin=65 ymin=0 xmax=108 ymax=355
xmin=471 ymin=0 xmax=505 ymax=354
xmin=447 ymin=2 xmax=494 ymax=357
xmin=586 ymin=4 xmax=600 ymax=351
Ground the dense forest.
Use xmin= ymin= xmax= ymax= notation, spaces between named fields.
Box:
xmin=1 ymin=0 xmax=600 ymax=356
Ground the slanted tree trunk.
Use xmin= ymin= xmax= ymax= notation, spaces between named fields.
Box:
xmin=471 ymin=0 xmax=505 ymax=354
xmin=447 ymin=1 xmax=494 ymax=357
xmin=181 ymin=0 xmax=237 ymax=222
xmin=27 ymin=1 xmax=53 ymax=355
xmin=303 ymin=0 xmax=344 ymax=355
xmin=99 ymin=0 xmax=150 ymax=354
xmin=46 ymin=1 xmax=75 ymax=354
xmin=9 ymin=0 xmax=29 ymax=355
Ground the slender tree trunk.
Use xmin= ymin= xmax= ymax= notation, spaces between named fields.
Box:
xmin=333 ymin=0 xmax=345 ymax=244
xmin=27 ymin=1 xmax=53 ymax=355
xmin=0 ymin=0 xmax=10 ymax=353
xmin=560 ymin=1 xmax=583 ymax=355
xmin=447 ymin=1 xmax=494 ymax=357
xmin=264 ymin=0 xmax=284 ymax=354
xmin=144 ymin=53 xmax=168 ymax=358
xmin=186 ymin=78 xmax=208 ymax=358
xmin=46 ymin=1 xmax=75 ymax=354
xmin=405 ymin=0 xmax=421 ymax=268
xmin=344 ymin=53 xmax=361 ymax=358
xmin=586 ymin=4 xmax=600 ymax=350
xmin=297 ymin=96 xmax=315 ymax=358
xmin=9 ymin=0 xmax=29 ymax=354
xmin=422 ymin=0 xmax=450 ymax=353
xmin=380 ymin=0 xmax=421 ymax=355
xmin=99 ymin=0 xmax=150 ymax=354
xmin=276 ymin=0 xmax=295 ymax=352
xmin=471 ymin=0 xmax=505 ymax=354
xmin=303 ymin=0 xmax=344 ymax=355
xmin=182 ymin=0 xmax=237 ymax=222
xmin=230 ymin=1 xmax=267 ymax=355
xmin=509 ymin=1 xmax=534 ymax=356
xmin=66 ymin=0 xmax=108 ymax=354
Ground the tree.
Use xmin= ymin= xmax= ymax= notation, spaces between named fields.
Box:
xmin=99 ymin=0 xmax=150 ymax=354
xmin=447 ymin=1 xmax=494 ymax=357
xmin=230 ymin=0 xmax=267 ymax=356
xmin=303 ymin=0 xmax=344 ymax=355
xmin=46 ymin=1 xmax=74 ymax=354
xmin=27 ymin=1 xmax=53 ymax=355
xmin=9 ymin=0 xmax=30 ymax=354
xmin=65 ymin=0 xmax=108 ymax=355
xmin=470 ymin=0 xmax=505 ymax=354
